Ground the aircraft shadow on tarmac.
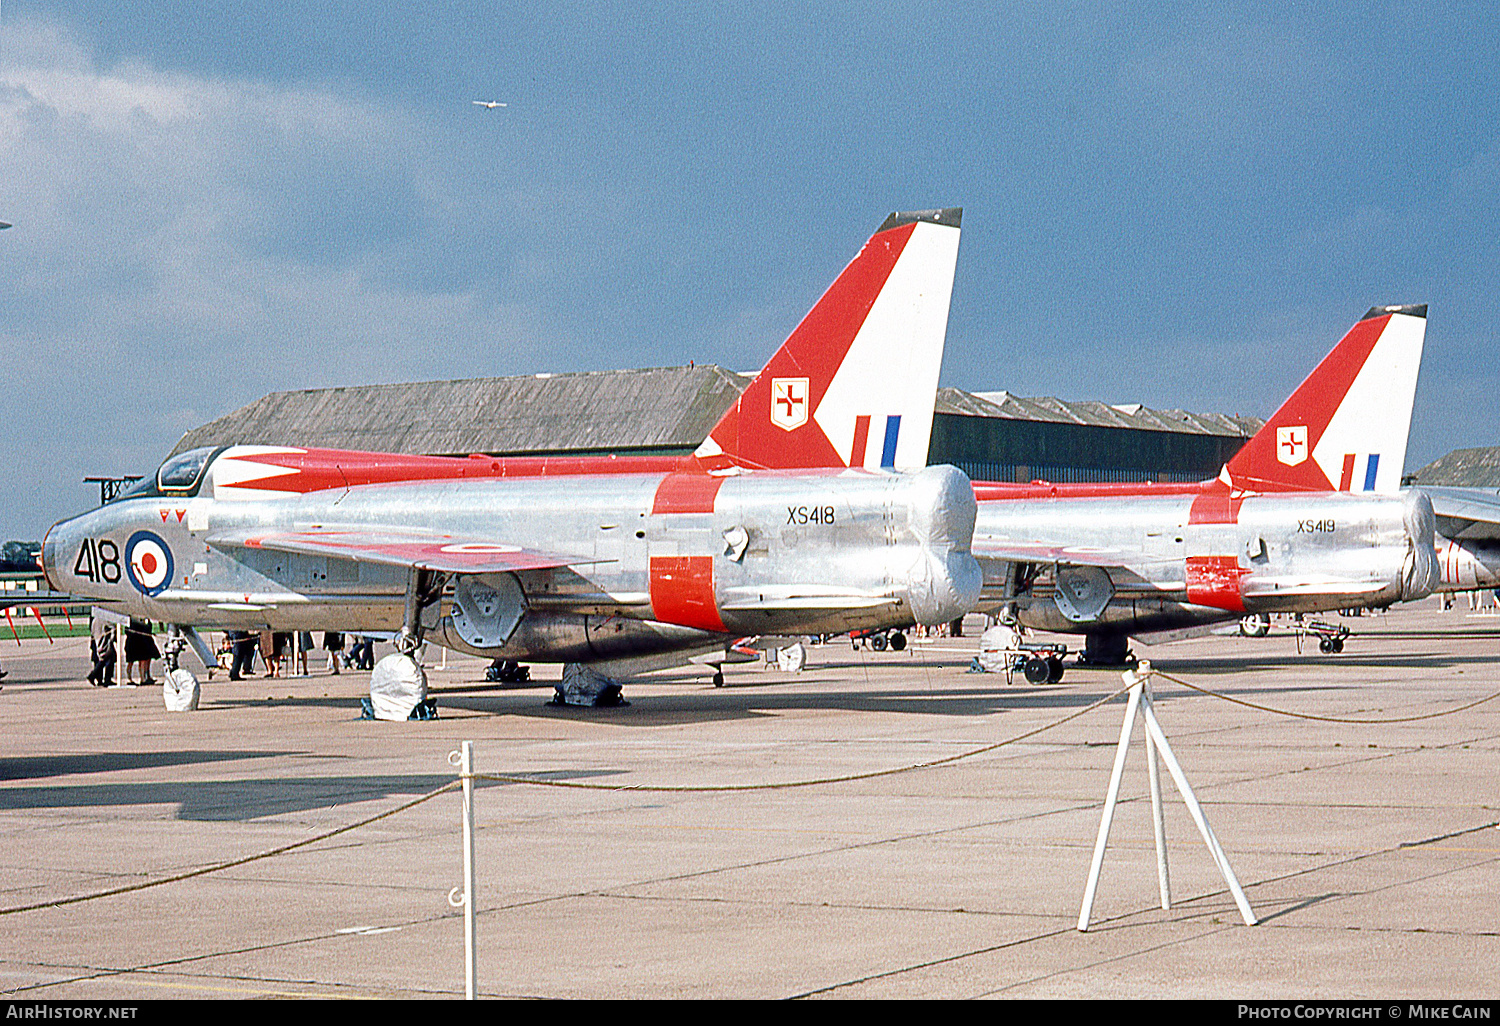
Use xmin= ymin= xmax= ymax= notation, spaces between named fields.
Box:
xmin=0 ymin=750 xmax=292 ymax=781
xmin=1149 ymin=651 xmax=1500 ymax=675
xmin=430 ymin=678 xmax=1129 ymax=726
xmin=205 ymin=665 xmax=1447 ymax=726
xmin=0 ymin=769 xmax=616 ymax=822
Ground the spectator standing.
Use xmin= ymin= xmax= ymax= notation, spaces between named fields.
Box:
xmin=87 ymin=617 xmax=116 ymax=687
xmin=258 ymin=631 xmax=280 ymax=678
xmin=323 ymin=631 xmax=344 ymax=674
xmin=297 ymin=631 xmax=314 ymax=676
xmin=123 ymin=619 xmax=160 ymax=686
xmin=229 ymin=631 xmax=258 ymax=680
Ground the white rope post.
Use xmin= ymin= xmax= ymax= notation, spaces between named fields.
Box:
xmin=1078 ymin=675 xmax=1144 ymax=931
xmin=448 ymin=741 xmax=478 ymax=998
xmin=1139 ymin=698 xmax=1258 ymax=926
xmin=1078 ymin=661 xmax=1257 ymax=931
xmin=1145 ymin=718 xmax=1171 ymax=910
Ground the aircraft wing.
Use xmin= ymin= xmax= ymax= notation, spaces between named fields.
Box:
xmin=1419 ymin=486 xmax=1500 ymax=541
xmin=0 ymin=589 xmax=83 ymax=608
xmin=209 ymin=527 xmax=606 ymax=575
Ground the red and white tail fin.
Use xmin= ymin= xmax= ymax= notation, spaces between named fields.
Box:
xmin=694 ymin=208 xmax=962 ymax=472
xmin=1223 ymin=304 xmax=1426 ymax=494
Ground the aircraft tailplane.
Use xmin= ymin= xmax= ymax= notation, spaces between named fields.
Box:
xmin=1223 ymin=304 xmax=1426 ymax=494
xmin=695 ymin=208 xmax=962 ymax=472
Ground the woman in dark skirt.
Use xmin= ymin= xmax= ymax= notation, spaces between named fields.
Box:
xmin=123 ymin=619 xmax=160 ymax=685
xmin=258 ymin=631 xmax=280 ymax=678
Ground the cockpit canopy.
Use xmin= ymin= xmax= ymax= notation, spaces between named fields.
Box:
xmin=157 ymin=447 xmax=217 ymax=490
xmin=119 ymin=446 xmax=223 ymax=500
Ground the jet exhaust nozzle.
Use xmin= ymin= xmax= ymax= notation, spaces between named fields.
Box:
xmin=1400 ymin=489 xmax=1440 ymax=602
xmin=901 ymin=465 xmax=983 ymax=624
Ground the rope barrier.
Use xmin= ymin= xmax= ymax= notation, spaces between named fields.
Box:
xmin=0 ymin=678 xmax=1139 ymax=915
xmin=1152 ymin=669 xmax=1500 ymax=724
xmin=471 ymin=680 xmax=1138 ymax=793
xmin=0 ymin=779 xmax=461 ymax=917
xmin=9 ymin=656 xmax=1493 ymax=918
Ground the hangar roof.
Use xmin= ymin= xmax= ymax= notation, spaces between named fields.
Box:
xmin=172 ymin=365 xmax=748 ymax=457
xmin=1410 ymin=446 xmax=1500 ymax=487
xmin=171 ymin=365 xmax=1260 ymax=457
xmin=943 ymin=390 xmax=1262 ymax=437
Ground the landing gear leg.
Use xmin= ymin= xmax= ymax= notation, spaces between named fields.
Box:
xmin=394 ymin=568 xmax=445 ymax=656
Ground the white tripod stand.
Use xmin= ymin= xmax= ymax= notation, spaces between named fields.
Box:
xmin=1078 ymin=661 xmax=1258 ymax=931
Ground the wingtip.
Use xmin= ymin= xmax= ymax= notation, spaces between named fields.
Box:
xmin=877 ymin=208 xmax=962 ymax=233
xmin=1362 ymin=303 xmax=1427 ymax=320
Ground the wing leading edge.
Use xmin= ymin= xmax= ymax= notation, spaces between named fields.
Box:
xmin=1421 ymin=486 xmax=1500 ymax=542
xmin=210 ymin=528 xmax=606 ymax=575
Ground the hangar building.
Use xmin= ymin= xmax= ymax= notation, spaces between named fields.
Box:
xmin=171 ymin=365 xmax=1262 ymax=484
xmin=1408 ymin=447 xmax=1500 ymax=488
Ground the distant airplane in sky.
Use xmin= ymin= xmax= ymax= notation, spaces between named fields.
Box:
xmin=0 ymin=222 xmax=11 ymax=230
xmin=471 ymin=100 xmax=507 ymax=109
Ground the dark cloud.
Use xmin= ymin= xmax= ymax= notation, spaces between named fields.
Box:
xmin=1 ymin=7 xmax=1498 ymax=538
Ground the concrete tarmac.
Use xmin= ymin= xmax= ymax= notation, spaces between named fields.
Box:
xmin=0 ymin=604 xmax=1496 ymax=999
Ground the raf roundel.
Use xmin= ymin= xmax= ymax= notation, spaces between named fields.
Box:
xmin=125 ymin=531 xmax=174 ymax=597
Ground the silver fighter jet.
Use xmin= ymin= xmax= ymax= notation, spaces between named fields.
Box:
xmin=971 ymin=305 xmax=1441 ymax=664
xmin=42 ymin=209 xmax=977 ymax=703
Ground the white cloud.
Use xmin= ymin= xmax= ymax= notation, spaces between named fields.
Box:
xmin=0 ymin=19 xmax=588 ymax=537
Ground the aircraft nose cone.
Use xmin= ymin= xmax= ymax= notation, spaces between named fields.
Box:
xmin=40 ymin=524 xmax=61 ymax=590
xmin=40 ymin=512 xmax=92 ymax=593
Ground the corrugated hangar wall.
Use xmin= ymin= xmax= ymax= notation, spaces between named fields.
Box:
xmin=172 ymin=367 xmax=1261 ymax=483
xmin=929 ymin=416 xmax=1252 ymax=484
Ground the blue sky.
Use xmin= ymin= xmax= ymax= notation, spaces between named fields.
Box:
xmin=2 ymin=2 xmax=1497 ymax=538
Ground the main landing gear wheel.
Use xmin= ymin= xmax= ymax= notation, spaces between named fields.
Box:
xmin=713 ymin=670 xmax=725 ymax=687
xmin=1239 ymin=614 xmax=1271 ymax=638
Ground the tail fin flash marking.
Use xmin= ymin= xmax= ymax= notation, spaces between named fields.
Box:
xmin=851 ymin=415 xmax=872 ymax=468
xmin=880 ymin=416 xmax=902 ymax=468
xmin=1224 ymin=305 xmax=1426 ymax=494
xmin=696 ymin=208 xmax=961 ymax=472
xmin=1339 ymin=453 xmax=1357 ymax=491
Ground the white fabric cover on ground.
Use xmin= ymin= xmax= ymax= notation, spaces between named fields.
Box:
xmin=163 ymin=668 xmax=200 ymax=711
xmin=775 ymin=642 xmax=806 ymax=673
xmin=369 ymin=653 xmax=428 ymax=721
xmin=977 ymin=625 xmax=1018 ymax=673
